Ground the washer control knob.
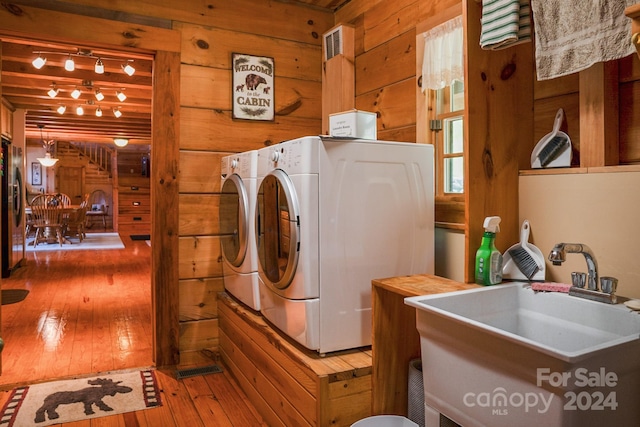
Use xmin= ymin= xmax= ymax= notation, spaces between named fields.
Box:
xmin=271 ymin=151 xmax=280 ymax=163
xmin=230 ymin=158 xmax=239 ymax=169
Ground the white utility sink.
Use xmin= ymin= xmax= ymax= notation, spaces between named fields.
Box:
xmin=405 ymin=282 xmax=640 ymax=427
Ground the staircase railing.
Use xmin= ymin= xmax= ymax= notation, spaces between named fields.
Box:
xmin=69 ymin=142 xmax=114 ymax=174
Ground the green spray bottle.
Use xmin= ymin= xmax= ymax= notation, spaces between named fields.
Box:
xmin=475 ymin=216 xmax=503 ymax=286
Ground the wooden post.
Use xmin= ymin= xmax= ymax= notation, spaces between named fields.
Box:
xmin=579 ymin=62 xmax=619 ymax=167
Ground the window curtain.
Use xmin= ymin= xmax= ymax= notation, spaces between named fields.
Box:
xmin=421 ymin=15 xmax=464 ymax=92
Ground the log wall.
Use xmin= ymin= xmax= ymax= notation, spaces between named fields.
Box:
xmin=173 ymin=3 xmax=332 ymax=354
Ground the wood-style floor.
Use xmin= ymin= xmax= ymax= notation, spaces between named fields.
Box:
xmin=0 ymin=232 xmax=267 ymax=426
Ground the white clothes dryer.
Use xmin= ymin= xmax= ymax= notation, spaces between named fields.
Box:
xmin=220 ymin=150 xmax=260 ymax=311
xmin=255 ymin=136 xmax=434 ymax=353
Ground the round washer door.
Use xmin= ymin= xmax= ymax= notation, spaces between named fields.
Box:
xmin=255 ymin=169 xmax=300 ymax=290
xmin=219 ymin=174 xmax=249 ymax=268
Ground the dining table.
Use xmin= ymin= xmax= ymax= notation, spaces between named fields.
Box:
xmin=25 ymin=205 xmax=82 ymax=246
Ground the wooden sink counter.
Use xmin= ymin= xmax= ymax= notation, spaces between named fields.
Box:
xmin=371 ymin=274 xmax=479 ymax=416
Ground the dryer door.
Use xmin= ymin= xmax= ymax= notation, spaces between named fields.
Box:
xmin=255 ymin=169 xmax=300 ymax=290
xmin=220 ymin=174 xmax=249 ymax=268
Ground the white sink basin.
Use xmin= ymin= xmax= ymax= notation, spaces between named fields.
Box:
xmin=406 ymin=282 xmax=640 ymax=362
xmin=405 ymin=282 xmax=640 ymax=427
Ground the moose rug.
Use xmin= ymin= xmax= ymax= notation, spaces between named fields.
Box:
xmin=0 ymin=369 xmax=161 ymax=426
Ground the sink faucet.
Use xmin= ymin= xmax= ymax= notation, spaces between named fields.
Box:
xmin=548 ymin=243 xmax=598 ymax=290
xmin=548 ymin=243 xmax=617 ymax=304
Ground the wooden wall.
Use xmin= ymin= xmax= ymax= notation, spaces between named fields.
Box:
xmin=172 ymin=3 xmax=333 ymax=354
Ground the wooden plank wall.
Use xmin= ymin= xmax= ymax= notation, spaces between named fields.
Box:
xmin=169 ymin=3 xmax=333 ymax=354
xmin=335 ymin=0 xmax=460 ymax=142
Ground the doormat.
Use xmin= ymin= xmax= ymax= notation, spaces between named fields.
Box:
xmin=1 ymin=289 xmax=29 ymax=305
xmin=130 ymin=235 xmax=150 ymax=241
xmin=0 ymin=369 xmax=161 ymax=427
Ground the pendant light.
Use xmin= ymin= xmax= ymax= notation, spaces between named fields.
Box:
xmin=36 ymin=125 xmax=59 ymax=167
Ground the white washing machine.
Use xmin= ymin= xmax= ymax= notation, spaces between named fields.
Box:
xmin=255 ymin=136 xmax=434 ymax=353
xmin=220 ymin=150 xmax=260 ymax=311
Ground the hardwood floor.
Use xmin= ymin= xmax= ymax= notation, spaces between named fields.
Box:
xmin=0 ymin=232 xmax=266 ymax=426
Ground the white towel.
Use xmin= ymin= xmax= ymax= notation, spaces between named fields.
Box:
xmin=480 ymin=0 xmax=531 ymax=50
xmin=530 ymin=0 xmax=636 ymax=80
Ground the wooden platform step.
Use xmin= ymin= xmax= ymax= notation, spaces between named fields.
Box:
xmin=218 ymin=292 xmax=372 ymax=427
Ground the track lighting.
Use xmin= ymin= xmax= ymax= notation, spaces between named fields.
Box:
xmin=57 ymin=105 xmax=66 ymax=114
xmin=32 ymin=54 xmax=47 ymax=69
xmin=113 ymin=138 xmax=129 ymax=147
xmin=47 ymin=87 xmax=59 ymax=98
xmin=121 ymin=62 xmax=135 ymax=76
xmin=71 ymin=88 xmax=81 ymax=99
xmin=95 ymin=90 xmax=104 ymax=101
xmin=113 ymin=108 xmax=122 ymax=118
xmin=64 ymin=55 xmax=75 ymax=71
xmin=94 ymin=58 xmax=104 ymax=74
xmin=32 ymin=50 xmax=137 ymax=76
xmin=116 ymin=90 xmax=127 ymax=102
xmin=76 ymin=105 xmax=84 ymax=116
xmin=96 ymin=107 xmax=103 ymax=117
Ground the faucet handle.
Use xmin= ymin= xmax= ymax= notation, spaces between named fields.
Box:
xmin=571 ymin=272 xmax=587 ymax=288
xmin=600 ymin=277 xmax=618 ymax=294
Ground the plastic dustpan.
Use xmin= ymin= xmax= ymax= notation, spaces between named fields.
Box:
xmin=502 ymin=220 xmax=545 ymax=281
xmin=531 ymin=108 xmax=572 ymax=168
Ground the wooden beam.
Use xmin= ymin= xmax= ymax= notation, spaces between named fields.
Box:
xmin=0 ymin=3 xmax=180 ymax=53
xmin=152 ymin=50 xmax=181 ymax=366
xmin=579 ymin=62 xmax=619 ymax=167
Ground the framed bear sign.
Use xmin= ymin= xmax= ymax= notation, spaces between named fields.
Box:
xmin=232 ymin=53 xmax=275 ymax=121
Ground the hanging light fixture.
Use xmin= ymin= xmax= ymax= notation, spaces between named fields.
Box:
xmin=113 ymin=107 xmax=122 ymax=118
xmin=116 ymin=90 xmax=127 ymax=102
xmin=94 ymin=89 xmax=104 ymax=101
xmin=121 ymin=61 xmax=136 ymax=76
xmin=76 ymin=105 xmax=84 ymax=116
xmin=94 ymin=58 xmax=105 ymax=74
xmin=56 ymin=105 xmax=67 ymax=114
xmin=47 ymin=86 xmax=59 ymax=98
xmin=32 ymin=54 xmax=47 ymax=69
xmin=95 ymin=106 xmax=103 ymax=117
xmin=64 ymin=55 xmax=75 ymax=71
xmin=71 ymin=87 xmax=82 ymax=99
xmin=113 ymin=138 xmax=129 ymax=147
xmin=36 ymin=125 xmax=59 ymax=167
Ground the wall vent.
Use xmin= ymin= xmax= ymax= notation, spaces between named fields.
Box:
xmin=324 ymin=26 xmax=343 ymax=61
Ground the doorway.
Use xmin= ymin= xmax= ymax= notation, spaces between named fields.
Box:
xmin=1 ymin=3 xmax=181 ymax=371
xmin=58 ymin=166 xmax=84 ymax=206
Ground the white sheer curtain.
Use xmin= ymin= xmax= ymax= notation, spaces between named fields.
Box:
xmin=421 ymin=15 xmax=464 ymax=92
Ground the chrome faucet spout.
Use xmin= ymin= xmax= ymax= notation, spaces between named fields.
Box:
xmin=548 ymin=243 xmax=599 ymax=290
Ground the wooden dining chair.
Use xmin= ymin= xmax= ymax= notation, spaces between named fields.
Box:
xmin=47 ymin=193 xmax=72 ymax=207
xmin=64 ymin=197 xmax=89 ymax=242
xmin=31 ymin=205 xmax=65 ymax=247
xmin=26 ymin=194 xmax=48 ymax=237
xmin=86 ymin=189 xmax=109 ymax=229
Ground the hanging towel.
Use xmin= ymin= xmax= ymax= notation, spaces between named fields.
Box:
xmin=530 ymin=0 xmax=636 ymax=80
xmin=480 ymin=0 xmax=531 ymax=50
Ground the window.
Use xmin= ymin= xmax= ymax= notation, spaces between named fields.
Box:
xmin=419 ymin=14 xmax=465 ymax=227
xmin=433 ymin=80 xmax=464 ymax=196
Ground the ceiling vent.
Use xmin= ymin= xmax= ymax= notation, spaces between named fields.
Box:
xmin=324 ymin=26 xmax=343 ymax=61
